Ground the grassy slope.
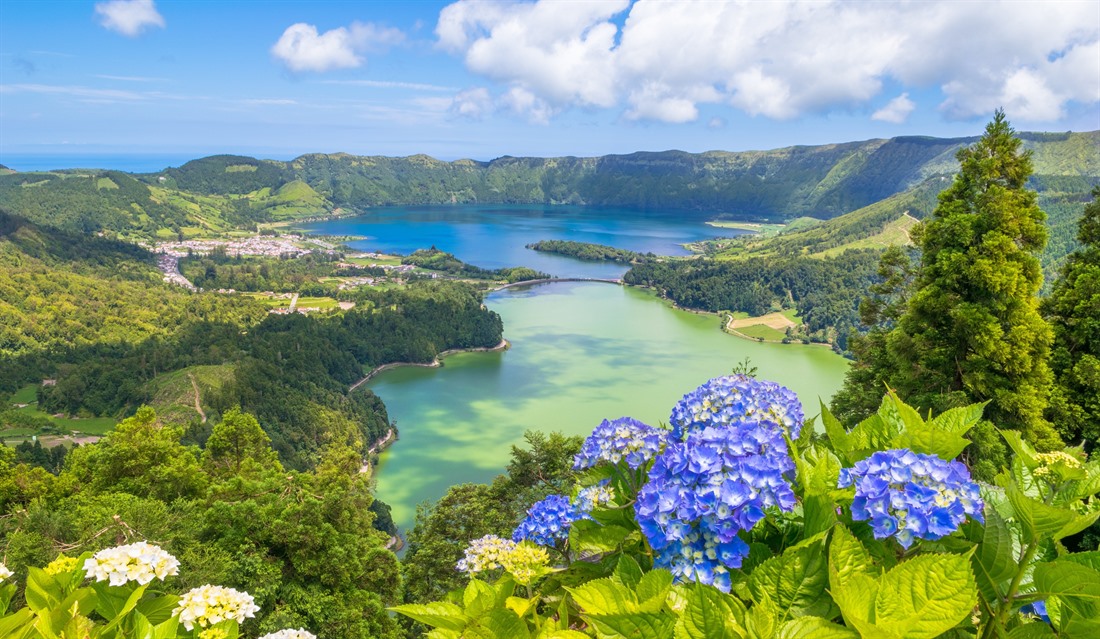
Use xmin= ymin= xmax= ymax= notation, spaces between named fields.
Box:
xmin=142 ymin=364 xmax=236 ymax=425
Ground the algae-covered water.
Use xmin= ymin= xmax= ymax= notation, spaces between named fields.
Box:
xmin=369 ymin=282 xmax=849 ymax=533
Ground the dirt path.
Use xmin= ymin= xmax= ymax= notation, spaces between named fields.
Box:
xmin=288 ymin=293 xmax=300 ymax=312
xmin=188 ymin=373 xmax=207 ymax=423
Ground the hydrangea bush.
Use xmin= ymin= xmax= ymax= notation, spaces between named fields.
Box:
xmin=395 ymin=375 xmax=1100 ymax=638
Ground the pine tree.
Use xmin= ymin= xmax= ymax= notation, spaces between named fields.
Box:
xmin=889 ymin=110 xmax=1060 ymax=453
xmin=1043 ymin=188 xmax=1100 ymax=448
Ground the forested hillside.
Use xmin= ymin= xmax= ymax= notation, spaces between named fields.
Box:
xmin=2 ymin=132 xmax=1095 ymax=243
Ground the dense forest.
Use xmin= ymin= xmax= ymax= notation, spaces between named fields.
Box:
xmin=625 ymin=249 xmax=883 ymax=349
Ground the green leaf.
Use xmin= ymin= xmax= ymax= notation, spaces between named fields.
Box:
xmin=673 ymin=583 xmax=747 ymax=639
xmin=776 ymin=616 xmax=859 ymax=639
xmin=537 ymin=631 xmax=591 ymax=639
xmin=892 ymin=424 xmax=971 ymax=461
xmin=613 ymin=555 xmax=643 ymax=590
xmin=748 ymin=533 xmax=832 ymax=622
xmin=587 ymin=612 xmax=676 ymax=639
xmin=474 ymin=608 xmax=530 ymax=639
xmin=873 ymin=554 xmax=977 ymax=639
xmin=1007 ymin=482 xmax=1100 ymax=540
xmin=928 ymin=402 xmax=987 ymax=435
xmin=1033 ymin=560 xmax=1100 ymax=601
xmin=0 ymin=608 xmax=36 ymax=639
xmin=971 ymin=507 xmax=1016 ymax=604
xmin=134 ymin=593 xmax=179 ymax=626
xmin=636 ymin=569 xmax=673 ymax=608
xmin=820 ymin=400 xmax=852 ymax=461
xmin=23 ymin=567 xmax=60 ymax=613
xmin=567 ymin=578 xmax=636 ymax=615
xmin=1006 ymin=622 xmax=1057 ymax=638
xmin=829 ymin=525 xmax=877 ymax=585
xmin=389 ymin=602 xmax=469 ymax=631
xmin=1001 ymin=430 xmax=1039 ymax=469
xmin=464 ymin=579 xmax=497 ymax=619
xmin=569 ymin=520 xmax=632 ymax=557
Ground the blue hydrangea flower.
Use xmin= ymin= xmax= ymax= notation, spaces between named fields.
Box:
xmin=838 ymin=449 xmax=984 ymax=548
xmin=635 ymin=423 xmax=797 ymax=591
xmin=669 ymin=376 xmax=804 ymax=441
xmin=573 ymin=417 xmax=668 ymax=470
xmin=513 ymin=495 xmax=584 ymax=547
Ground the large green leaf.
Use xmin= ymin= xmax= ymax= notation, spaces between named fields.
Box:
xmin=567 ymin=578 xmax=635 ymax=615
xmin=1007 ymin=482 xmax=1100 ymax=541
xmin=1006 ymin=622 xmax=1057 ymax=638
xmin=635 ymin=570 xmax=673 ymax=609
xmin=613 ymin=555 xmax=643 ymax=590
xmin=389 ymin=602 xmax=469 ymax=631
xmin=820 ymin=400 xmax=852 ymax=461
xmin=971 ymin=507 xmax=1016 ymax=604
xmin=777 ymin=616 xmax=859 ymax=638
xmin=748 ymin=533 xmax=832 ymax=622
xmin=928 ymin=402 xmax=987 ymax=435
xmin=586 ymin=612 xmax=676 ymax=639
xmin=829 ymin=525 xmax=877 ymax=586
xmin=673 ymin=583 xmax=747 ymax=639
xmin=569 ymin=521 xmax=632 ymax=556
xmin=464 ymin=579 xmax=498 ymax=619
xmin=873 ymin=554 xmax=977 ymax=639
xmin=892 ymin=424 xmax=971 ymax=460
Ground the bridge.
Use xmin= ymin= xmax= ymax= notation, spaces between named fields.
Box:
xmin=492 ymin=277 xmax=624 ymax=291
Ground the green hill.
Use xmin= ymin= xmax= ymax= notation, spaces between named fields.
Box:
xmin=0 ymin=131 xmax=1095 ymax=242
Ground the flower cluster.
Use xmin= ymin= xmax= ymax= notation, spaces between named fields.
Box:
xmin=456 ymin=535 xmax=516 ymax=574
xmin=44 ymin=555 xmax=78 ymax=576
xmin=173 ymin=584 xmax=259 ymax=631
xmin=1033 ymin=450 xmax=1083 ymax=477
xmin=573 ymin=417 xmax=667 ymax=470
xmin=258 ymin=630 xmax=318 ymax=639
xmin=635 ymin=423 xmax=797 ymax=592
xmin=0 ymin=563 xmax=11 ymax=583
xmin=513 ymin=494 xmax=584 ymax=547
xmin=574 ymin=481 xmax=616 ymax=513
xmin=669 ymin=376 xmax=804 ymax=441
xmin=839 ymin=449 xmax=984 ymax=548
xmin=502 ymin=542 xmax=551 ymax=585
xmin=82 ymin=542 xmax=180 ymax=586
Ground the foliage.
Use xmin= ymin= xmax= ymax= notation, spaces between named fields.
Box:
xmin=1043 ymin=188 xmax=1100 ymax=447
xmin=0 ymin=407 xmax=403 ymax=639
xmin=837 ymin=113 xmax=1063 ymax=479
xmin=525 ymin=240 xmax=646 ymax=263
xmin=395 ymin=375 xmax=1100 ymax=638
xmin=625 ymin=249 xmax=882 ymax=349
xmin=402 ymin=248 xmax=548 ymax=282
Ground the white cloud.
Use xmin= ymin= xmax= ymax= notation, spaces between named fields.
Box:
xmin=435 ymin=0 xmax=1100 ymax=124
xmin=872 ymin=93 xmax=916 ymax=124
xmin=271 ymin=22 xmax=404 ymax=73
xmin=450 ymin=87 xmax=493 ymax=119
xmin=500 ymin=87 xmax=557 ymax=124
xmin=95 ymin=0 xmax=165 ymax=37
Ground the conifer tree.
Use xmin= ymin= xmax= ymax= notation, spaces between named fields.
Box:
xmin=889 ymin=110 xmax=1060 ymax=453
xmin=1043 ymin=188 xmax=1100 ymax=447
xmin=834 ymin=112 xmax=1061 ymax=476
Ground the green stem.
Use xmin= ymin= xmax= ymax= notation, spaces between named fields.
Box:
xmin=983 ymin=539 xmax=1040 ymax=639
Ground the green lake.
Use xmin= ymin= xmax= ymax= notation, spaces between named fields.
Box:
xmin=369 ymin=281 xmax=850 ymax=534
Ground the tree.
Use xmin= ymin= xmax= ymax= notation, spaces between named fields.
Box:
xmin=836 ymin=112 xmax=1060 ymax=477
xmin=1043 ymin=188 xmax=1100 ymax=448
xmin=202 ymin=406 xmax=281 ymax=476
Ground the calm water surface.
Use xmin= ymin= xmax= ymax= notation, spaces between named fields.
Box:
xmin=369 ymin=283 xmax=849 ymax=535
xmin=302 ymin=204 xmax=747 ymax=279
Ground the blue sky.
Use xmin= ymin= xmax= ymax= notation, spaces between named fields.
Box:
xmin=1 ymin=0 xmax=1097 ymax=167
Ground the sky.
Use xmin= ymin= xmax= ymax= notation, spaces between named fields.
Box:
xmin=0 ymin=0 xmax=1097 ymax=168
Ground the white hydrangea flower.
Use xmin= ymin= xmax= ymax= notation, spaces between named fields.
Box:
xmin=173 ymin=584 xmax=259 ymax=630
xmin=0 ymin=563 xmax=13 ymax=582
xmin=258 ymin=630 xmax=318 ymax=639
xmin=455 ymin=535 xmax=516 ymax=574
xmin=82 ymin=541 xmax=180 ymax=586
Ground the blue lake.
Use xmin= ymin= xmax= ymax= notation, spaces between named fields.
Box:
xmin=301 ymin=204 xmax=747 ymax=279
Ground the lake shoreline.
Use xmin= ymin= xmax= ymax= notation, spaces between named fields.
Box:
xmin=348 ymin=339 xmax=511 ymax=393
